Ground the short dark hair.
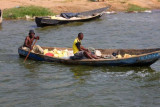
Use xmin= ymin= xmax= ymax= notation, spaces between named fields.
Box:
xmin=29 ymin=30 xmax=35 ymax=34
xmin=78 ymin=32 xmax=83 ymax=37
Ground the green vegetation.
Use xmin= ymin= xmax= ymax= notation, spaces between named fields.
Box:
xmin=127 ymin=4 xmax=148 ymax=12
xmin=3 ymin=6 xmax=54 ymax=19
xmin=64 ymin=0 xmax=73 ymax=1
xmin=120 ymin=0 xmax=127 ymax=4
xmin=89 ymin=0 xmax=97 ymax=2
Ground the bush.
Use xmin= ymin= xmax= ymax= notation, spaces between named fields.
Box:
xmin=89 ymin=0 xmax=97 ymax=2
xmin=127 ymin=4 xmax=148 ymax=12
xmin=3 ymin=6 xmax=54 ymax=19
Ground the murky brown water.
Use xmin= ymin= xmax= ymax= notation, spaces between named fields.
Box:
xmin=0 ymin=11 xmax=160 ymax=106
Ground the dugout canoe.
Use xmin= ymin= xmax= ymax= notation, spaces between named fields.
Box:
xmin=18 ymin=46 xmax=160 ymax=66
xmin=0 ymin=9 xmax=2 ymax=24
xmin=35 ymin=6 xmax=110 ymax=27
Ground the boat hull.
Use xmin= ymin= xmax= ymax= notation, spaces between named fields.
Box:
xmin=35 ymin=6 xmax=110 ymax=27
xmin=35 ymin=14 xmax=102 ymax=27
xmin=0 ymin=9 xmax=2 ymax=24
xmin=18 ymin=47 xmax=160 ymax=66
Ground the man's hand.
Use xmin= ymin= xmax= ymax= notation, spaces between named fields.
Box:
xmin=29 ymin=46 xmax=32 ymax=50
xmin=36 ymin=36 xmax=40 ymax=40
xmin=85 ymin=48 xmax=89 ymax=52
xmin=85 ymin=49 xmax=90 ymax=52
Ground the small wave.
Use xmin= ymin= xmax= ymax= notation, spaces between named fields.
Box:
xmin=136 ymin=71 xmax=150 ymax=78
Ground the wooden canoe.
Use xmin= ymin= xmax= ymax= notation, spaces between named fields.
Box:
xmin=35 ymin=6 xmax=110 ymax=27
xmin=18 ymin=46 xmax=160 ymax=66
xmin=0 ymin=9 xmax=2 ymax=24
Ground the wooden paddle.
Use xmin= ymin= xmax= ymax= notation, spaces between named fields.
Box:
xmin=23 ymin=39 xmax=38 ymax=63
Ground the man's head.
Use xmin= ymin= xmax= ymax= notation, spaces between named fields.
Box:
xmin=29 ymin=30 xmax=35 ymax=38
xmin=78 ymin=33 xmax=83 ymax=40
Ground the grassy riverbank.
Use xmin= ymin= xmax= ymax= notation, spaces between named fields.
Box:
xmin=127 ymin=4 xmax=149 ymax=12
xmin=3 ymin=6 xmax=54 ymax=19
xmin=1 ymin=0 xmax=160 ymax=14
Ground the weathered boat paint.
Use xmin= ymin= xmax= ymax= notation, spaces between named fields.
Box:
xmin=35 ymin=6 xmax=110 ymax=27
xmin=0 ymin=9 xmax=2 ymax=24
xmin=35 ymin=14 xmax=102 ymax=27
xmin=18 ymin=47 xmax=160 ymax=66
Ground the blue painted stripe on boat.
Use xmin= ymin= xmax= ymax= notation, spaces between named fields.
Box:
xmin=18 ymin=48 xmax=160 ymax=66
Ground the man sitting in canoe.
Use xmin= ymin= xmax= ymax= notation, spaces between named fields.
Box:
xmin=22 ymin=30 xmax=44 ymax=54
xmin=72 ymin=33 xmax=98 ymax=59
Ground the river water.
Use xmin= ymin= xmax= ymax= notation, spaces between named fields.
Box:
xmin=0 ymin=11 xmax=160 ymax=107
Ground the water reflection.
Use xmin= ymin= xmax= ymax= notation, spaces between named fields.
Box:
xmin=100 ymin=66 xmax=155 ymax=73
xmin=68 ymin=65 xmax=156 ymax=81
xmin=70 ymin=65 xmax=94 ymax=76
xmin=69 ymin=65 xmax=155 ymax=74
xmin=0 ymin=24 xmax=2 ymax=30
xmin=23 ymin=62 xmax=39 ymax=72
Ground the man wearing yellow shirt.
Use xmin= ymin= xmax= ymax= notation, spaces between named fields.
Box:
xmin=72 ymin=33 xmax=98 ymax=59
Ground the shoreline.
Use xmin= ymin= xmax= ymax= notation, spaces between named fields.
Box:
xmin=1 ymin=0 xmax=160 ymax=20
xmin=1 ymin=8 xmax=157 ymax=20
xmin=1 ymin=0 xmax=160 ymax=14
